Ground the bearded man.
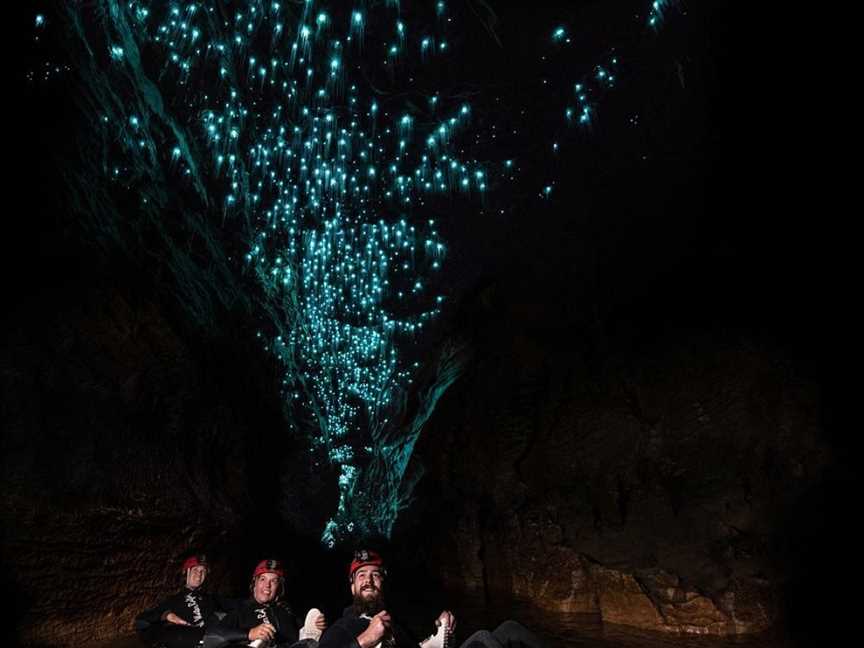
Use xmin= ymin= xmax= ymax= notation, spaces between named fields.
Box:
xmin=318 ymin=550 xmax=546 ymax=648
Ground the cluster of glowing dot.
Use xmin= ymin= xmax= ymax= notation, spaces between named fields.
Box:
xmin=539 ymin=1 xmax=675 ymax=197
xmin=80 ymin=0 xmax=487 ymax=545
xmin=48 ymin=0 xmax=676 ymax=545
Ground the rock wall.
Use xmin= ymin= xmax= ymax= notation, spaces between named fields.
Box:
xmin=3 ymin=503 xmax=221 ymax=647
xmin=407 ymin=277 xmax=827 ymax=636
xmin=0 ymin=274 xmax=301 ymax=646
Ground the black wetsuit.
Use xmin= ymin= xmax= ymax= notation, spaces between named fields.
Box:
xmin=318 ymin=608 xmax=546 ymax=648
xmin=205 ymin=598 xmax=302 ymax=648
xmin=135 ymin=588 xmax=233 ymax=648
xmin=318 ymin=607 xmax=417 ymax=648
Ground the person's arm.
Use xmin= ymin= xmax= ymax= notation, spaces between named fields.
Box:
xmin=321 ymin=614 xmax=395 ymax=648
xmin=319 ymin=623 xmax=363 ymax=648
xmin=134 ymin=594 xmax=178 ymax=631
xmin=205 ymin=606 xmax=258 ymax=646
xmin=418 ymin=617 xmax=452 ymax=648
xmin=435 ymin=611 xmax=455 ymax=635
xmin=205 ymin=593 xmax=239 ymax=625
xmin=392 ymin=610 xmax=453 ymax=648
xmin=360 ymin=611 xmax=394 ymax=648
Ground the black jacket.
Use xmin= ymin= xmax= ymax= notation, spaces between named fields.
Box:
xmin=206 ymin=598 xmax=300 ymax=647
xmin=135 ymin=588 xmax=234 ymax=648
xmin=318 ymin=607 xmax=418 ymax=648
xmin=135 ymin=587 xmax=232 ymax=630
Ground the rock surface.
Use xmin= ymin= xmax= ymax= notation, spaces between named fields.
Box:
xmin=0 ymin=279 xmax=302 ymax=646
xmin=405 ymin=275 xmax=826 ymax=635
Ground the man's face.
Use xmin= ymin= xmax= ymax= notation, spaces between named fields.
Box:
xmin=253 ymin=572 xmax=281 ymax=604
xmin=351 ymin=565 xmax=384 ymax=604
xmin=185 ymin=565 xmax=207 ymax=590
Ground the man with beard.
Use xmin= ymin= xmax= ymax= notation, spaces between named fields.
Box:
xmin=135 ymin=554 xmax=234 ymax=648
xmin=204 ymin=559 xmax=326 ymax=648
xmin=317 ymin=549 xmax=448 ymax=648
xmin=318 ymin=550 xmax=546 ymax=648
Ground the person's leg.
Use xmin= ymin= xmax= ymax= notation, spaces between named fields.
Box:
xmin=456 ymin=629 xmax=504 ymax=648
xmin=491 ymin=620 xmax=547 ymax=648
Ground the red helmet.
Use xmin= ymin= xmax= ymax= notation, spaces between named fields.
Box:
xmin=349 ymin=549 xmax=385 ymax=580
xmin=252 ymin=559 xmax=285 ymax=579
xmin=181 ymin=555 xmax=208 ymax=572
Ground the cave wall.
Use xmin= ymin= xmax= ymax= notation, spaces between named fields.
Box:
xmin=0 ymin=264 xmax=321 ymax=646
xmin=406 ymin=274 xmax=829 ymax=636
xmin=0 ymin=260 xmax=833 ymax=644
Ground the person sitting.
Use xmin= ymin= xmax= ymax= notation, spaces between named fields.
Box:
xmin=135 ymin=554 xmax=234 ymax=648
xmin=204 ymin=559 xmax=326 ymax=648
xmin=318 ymin=550 xmax=546 ymax=648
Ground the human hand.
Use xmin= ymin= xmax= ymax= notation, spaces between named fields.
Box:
xmin=436 ymin=610 xmax=455 ymax=635
xmin=164 ymin=612 xmax=189 ymax=626
xmin=315 ymin=612 xmax=327 ymax=631
xmin=248 ymin=623 xmax=276 ymax=642
xmin=357 ymin=610 xmax=390 ymax=648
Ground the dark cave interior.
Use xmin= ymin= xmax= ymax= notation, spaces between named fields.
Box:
xmin=1 ymin=2 xmax=849 ymax=647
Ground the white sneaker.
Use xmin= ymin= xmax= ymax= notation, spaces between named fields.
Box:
xmin=299 ymin=607 xmax=324 ymax=641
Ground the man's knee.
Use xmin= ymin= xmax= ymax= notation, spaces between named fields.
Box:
xmin=492 ymin=620 xmax=546 ymax=648
xmin=493 ymin=620 xmax=526 ymax=636
xmin=459 ymin=629 xmax=501 ymax=648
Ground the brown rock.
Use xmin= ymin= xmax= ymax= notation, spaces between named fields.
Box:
xmin=719 ymin=578 xmax=775 ymax=634
xmin=413 ymin=315 xmax=828 ymax=636
xmin=592 ymin=566 xmax=664 ymax=629
xmin=516 ymin=549 xmax=598 ymax=614
xmin=659 ymin=591 xmax=728 ymax=634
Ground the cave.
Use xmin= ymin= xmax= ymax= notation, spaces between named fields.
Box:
xmin=2 ymin=2 xmax=845 ymax=647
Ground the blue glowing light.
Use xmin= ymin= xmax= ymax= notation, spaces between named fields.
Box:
xmin=57 ymin=0 xmax=487 ymax=547
xmin=50 ymin=0 xmax=679 ymax=548
xmin=647 ymin=0 xmax=673 ymax=28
